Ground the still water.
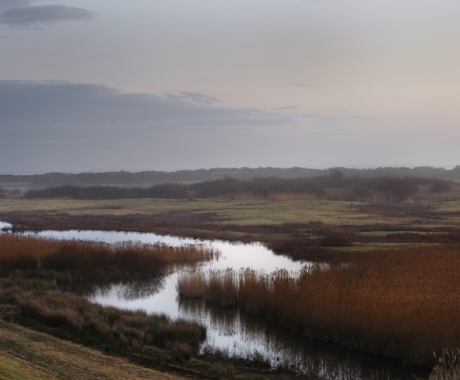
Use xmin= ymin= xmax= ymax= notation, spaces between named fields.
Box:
xmin=1 ymin=223 xmax=428 ymax=379
xmin=0 ymin=221 xmax=12 ymax=230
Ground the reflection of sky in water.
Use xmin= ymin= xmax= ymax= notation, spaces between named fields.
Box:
xmin=26 ymin=229 xmax=198 ymax=246
xmin=0 ymin=221 xmax=12 ymax=229
xmin=31 ymin=230 xmax=302 ymax=271
xmin=0 ymin=226 xmax=428 ymax=379
xmin=178 ymin=299 xmax=427 ymax=380
xmin=88 ymin=234 xmax=305 ymax=323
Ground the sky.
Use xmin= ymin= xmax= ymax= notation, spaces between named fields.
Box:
xmin=1 ymin=0 xmax=459 ymax=174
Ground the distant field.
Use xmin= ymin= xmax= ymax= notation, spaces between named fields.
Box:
xmin=0 ymin=198 xmax=423 ymax=225
xmin=2 ymin=196 xmax=460 ymax=227
xmin=428 ymin=200 xmax=460 ymax=212
xmin=2 ymin=198 xmax=460 ymax=255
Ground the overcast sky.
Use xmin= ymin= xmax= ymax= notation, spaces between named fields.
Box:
xmin=1 ymin=0 xmax=459 ymax=174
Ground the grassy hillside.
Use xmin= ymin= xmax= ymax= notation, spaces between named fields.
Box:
xmin=0 ymin=320 xmax=185 ymax=380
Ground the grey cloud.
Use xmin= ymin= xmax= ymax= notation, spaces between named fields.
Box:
xmin=164 ymin=91 xmax=222 ymax=105
xmin=0 ymin=81 xmax=297 ymax=173
xmin=0 ymin=0 xmax=31 ymax=10
xmin=0 ymin=4 xmax=92 ymax=26
xmin=0 ymin=81 xmax=294 ymax=135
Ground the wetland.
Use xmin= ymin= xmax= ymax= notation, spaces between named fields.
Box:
xmin=2 ymin=192 xmax=460 ymax=379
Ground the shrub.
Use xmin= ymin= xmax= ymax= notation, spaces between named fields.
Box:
xmin=430 ymin=179 xmax=452 ymax=194
xmin=321 ymin=233 xmax=352 ymax=247
xmin=375 ymin=177 xmax=418 ymax=201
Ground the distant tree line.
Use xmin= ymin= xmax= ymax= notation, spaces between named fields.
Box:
xmin=24 ymin=173 xmax=453 ymax=201
xmin=0 ymin=188 xmax=20 ymax=199
xmin=2 ymin=165 xmax=460 ymax=190
xmin=24 ymin=184 xmax=189 ymax=200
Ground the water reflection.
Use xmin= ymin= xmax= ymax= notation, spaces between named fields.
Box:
xmin=178 ymin=297 xmax=429 ymax=380
xmin=0 ymin=221 xmax=12 ymax=231
xmin=91 ymin=275 xmax=166 ymax=301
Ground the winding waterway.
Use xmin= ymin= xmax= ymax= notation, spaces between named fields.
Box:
xmin=0 ymin=221 xmax=429 ymax=379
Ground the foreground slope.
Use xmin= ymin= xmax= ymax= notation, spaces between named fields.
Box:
xmin=0 ymin=320 xmax=185 ymax=380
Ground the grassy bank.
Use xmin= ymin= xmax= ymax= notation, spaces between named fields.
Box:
xmin=0 ymin=314 xmax=297 ymax=380
xmin=177 ymin=245 xmax=460 ymax=368
xmin=0 ymin=278 xmax=206 ymax=359
xmin=0 ymin=319 xmax=188 ymax=380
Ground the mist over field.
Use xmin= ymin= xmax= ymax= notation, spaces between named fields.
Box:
xmin=1 ymin=0 xmax=459 ymax=173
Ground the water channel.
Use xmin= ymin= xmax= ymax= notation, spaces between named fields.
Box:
xmin=0 ymin=221 xmax=429 ymax=379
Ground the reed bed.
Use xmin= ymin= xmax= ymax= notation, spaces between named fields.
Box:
xmin=177 ymin=246 xmax=460 ymax=367
xmin=0 ymin=233 xmax=217 ymax=281
xmin=176 ymin=269 xmax=206 ymax=298
xmin=177 ymin=268 xmax=239 ymax=307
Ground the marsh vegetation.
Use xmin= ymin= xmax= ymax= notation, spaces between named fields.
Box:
xmin=0 ymin=234 xmax=220 ymax=374
xmin=2 ymin=175 xmax=460 ymax=378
